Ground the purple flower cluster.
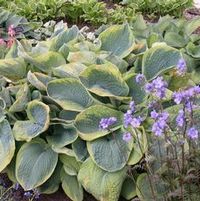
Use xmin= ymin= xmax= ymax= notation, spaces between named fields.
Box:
xmin=173 ymin=86 xmax=200 ymax=113
xmin=176 ymin=58 xmax=187 ymax=76
xmin=24 ymin=189 xmax=40 ymax=199
xmin=99 ymin=117 xmax=117 ymax=130
xmin=176 ymin=109 xmax=185 ymax=127
xmin=151 ymin=110 xmax=169 ymax=136
xmin=173 ymin=86 xmax=200 ymax=105
xmin=136 ymin=73 xmax=145 ymax=85
xmin=145 ymin=76 xmax=168 ymax=99
xmin=187 ymin=127 xmax=198 ymax=139
xmin=123 ymin=101 xmax=143 ymax=129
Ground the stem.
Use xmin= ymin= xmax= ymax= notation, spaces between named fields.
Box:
xmin=134 ymin=128 xmax=157 ymax=200
xmin=0 ymin=184 xmax=14 ymax=200
xmin=145 ymin=162 xmax=157 ymax=201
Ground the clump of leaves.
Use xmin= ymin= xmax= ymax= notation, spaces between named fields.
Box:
xmin=121 ymin=0 xmax=193 ymax=17
xmin=0 ymin=18 xmax=200 ymax=201
xmin=0 ymin=8 xmax=40 ymax=41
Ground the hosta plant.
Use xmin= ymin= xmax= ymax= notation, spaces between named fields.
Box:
xmin=0 ymin=21 xmax=200 ymax=201
xmin=0 ymin=8 xmax=40 ymax=41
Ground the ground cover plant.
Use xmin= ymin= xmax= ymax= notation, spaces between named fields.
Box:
xmin=0 ymin=15 xmax=200 ymax=201
xmin=121 ymin=0 xmax=193 ymax=17
xmin=0 ymin=0 xmax=194 ymax=28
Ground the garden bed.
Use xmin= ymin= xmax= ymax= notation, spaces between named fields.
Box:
xmin=0 ymin=1 xmax=200 ymax=201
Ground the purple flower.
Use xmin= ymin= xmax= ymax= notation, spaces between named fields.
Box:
xmin=136 ymin=73 xmax=145 ymax=84
xmin=123 ymin=132 xmax=132 ymax=142
xmin=145 ymin=83 xmax=154 ymax=93
xmin=161 ymin=111 xmax=169 ymax=121
xmin=176 ymin=109 xmax=185 ymax=127
xmin=131 ymin=116 xmax=143 ymax=128
xmin=123 ymin=101 xmax=136 ymax=128
xmin=151 ymin=110 xmax=159 ymax=119
xmin=13 ymin=183 xmax=20 ymax=190
xmin=145 ymin=76 xmax=168 ymax=99
xmin=152 ymin=121 xmax=164 ymax=136
xmin=193 ymin=86 xmax=200 ymax=93
xmin=173 ymin=91 xmax=183 ymax=104
xmin=176 ymin=58 xmax=186 ymax=76
xmin=124 ymin=112 xmax=133 ymax=128
xmin=33 ymin=189 xmax=40 ymax=199
xmin=99 ymin=117 xmax=117 ymax=130
xmin=151 ymin=111 xmax=169 ymax=136
xmin=185 ymin=101 xmax=193 ymax=112
xmin=173 ymin=86 xmax=200 ymax=105
xmin=24 ymin=191 xmax=33 ymax=198
xmin=129 ymin=101 xmax=135 ymax=112
xmin=187 ymin=127 xmax=198 ymax=139
xmin=148 ymin=100 xmax=159 ymax=110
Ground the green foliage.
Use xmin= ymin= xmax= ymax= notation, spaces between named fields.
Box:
xmin=1 ymin=0 xmax=134 ymax=26
xmin=121 ymin=0 xmax=193 ymax=17
xmin=0 ymin=8 xmax=39 ymax=40
xmin=0 ymin=0 xmax=194 ymax=29
xmin=0 ymin=17 xmax=200 ymax=201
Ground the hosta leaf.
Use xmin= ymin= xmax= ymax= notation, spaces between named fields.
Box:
xmin=72 ymin=138 xmax=89 ymax=162
xmin=67 ymin=51 xmax=96 ymax=65
xmin=128 ymin=128 xmax=148 ymax=165
xmin=13 ymin=100 xmax=50 ymax=141
xmin=87 ymin=129 xmax=133 ymax=172
xmin=78 ymin=158 xmax=127 ymax=201
xmin=0 ymin=58 xmax=26 ymax=81
xmin=0 ymin=87 xmax=12 ymax=108
xmin=52 ymin=146 xmax=75 ymax=157
xmin=53 ymin=63 xmax=87 ymax=78
xmin=22 ymin=51 xmax=66 ymax=73
xmin=105 ymin=54 xmax=128 ymax=73
xmin=37 ymin=162 xmax=62 ymax=194
xmin=47 ymin=124 xmax=78 ymax=148
xmin=5 ymin=156 xmax=17 ymax=183
xmin=0 ymin=119 xmax=15 ymax=172
xmin=27 ymin=71 xmax=52 ymax=91
xmin=9 ymin=83 xmax=30 ymax=113
xmin=59 ymin=154 xmax=81 ymax=176
xmin=5 ymin=42 xmax=18 ymax=59
xmin=125 ymin=73 xmax=146 ymax=104
xmin=61 ymin=168 xmax=83 ymax=201
xmin=50 ymin=25 xmax=79 ymax=51
xmin=79 ymin=63 xmax=129 ymax=97
xmin=184 ymin=17 xmax=200 ymax=36
xmin=75 ymin=105 xmax=123 ymax=141
xmin=164 ymin=32 xmax=188 ymax=48
xmin=16 ymin=139 xmax=58 ymax=190
xmin=142 ymin=44 xmax=182 ymax=80
xmin=186 ymin=42 xmax=200 ymax=58
xmin=59 ymin=110 xmax=79 ymax=122
xmin=121 ymin=177 xmax=137 ymax=200
xmin=136 ymin=173 xmax=168 ymax=201
xmin=47 ymin=78 xmax=95 ymax=112
xmin=99 ymin=24 xmax=135 ymax=58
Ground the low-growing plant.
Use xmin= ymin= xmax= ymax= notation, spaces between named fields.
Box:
xmin=0 ymin=8 xmax=40 ymax=41
xmin=0 ymin=18 xmax=200 ymax=201
xmin=121 ymin=0 xmax=193 ymax=17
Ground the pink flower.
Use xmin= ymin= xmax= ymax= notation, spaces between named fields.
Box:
xmin=8 ymin=25 xmax=16 ymax=37
xmin=7 ymin=38 xmax=15 ymax=48
xmin=0 ymin=38 xmax=6 ymax=46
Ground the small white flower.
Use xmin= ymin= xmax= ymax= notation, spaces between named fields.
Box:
xmin=194 ymin=0 xmax=200 ymax=8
